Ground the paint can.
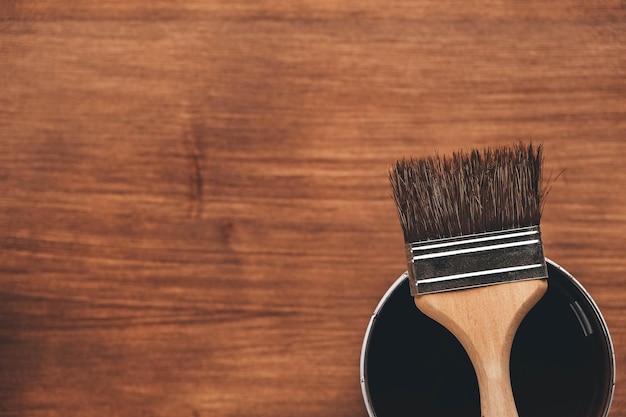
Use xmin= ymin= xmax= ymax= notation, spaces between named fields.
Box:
xmin=360 ymin=258 xmax=615 ymax=417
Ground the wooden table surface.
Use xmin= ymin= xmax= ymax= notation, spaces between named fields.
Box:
xmin=1 ymin=1 xmax=625 ymax=416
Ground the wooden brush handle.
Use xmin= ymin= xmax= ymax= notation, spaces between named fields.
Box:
xmin=414 ymin=279 xmax=548 ymax=417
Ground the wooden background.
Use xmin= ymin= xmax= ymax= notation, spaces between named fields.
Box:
xmin=1 ymin=1 xmax=625 ymax=416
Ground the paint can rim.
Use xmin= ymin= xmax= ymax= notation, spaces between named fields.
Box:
xmin=360 ymin=258 xmax=615 ymax=417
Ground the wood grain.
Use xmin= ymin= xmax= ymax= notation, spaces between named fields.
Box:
xmin=415 ymin=279 xmax=548 ymax=417
xmin=1 ymin=1 xmax=625 ymax=416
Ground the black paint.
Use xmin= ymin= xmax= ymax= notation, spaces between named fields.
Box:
xmin=363 ymin=262 xmax=613 ymax=417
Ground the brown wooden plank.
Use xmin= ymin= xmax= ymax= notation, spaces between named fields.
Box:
xmin=1 ymin=2 xmax=625 ymax=416
xmin=1 ymin=0 xmax=625 ymax=22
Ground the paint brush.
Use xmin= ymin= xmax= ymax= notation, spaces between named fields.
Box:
xmin=389 ymin=143 xmax=548 ymax=417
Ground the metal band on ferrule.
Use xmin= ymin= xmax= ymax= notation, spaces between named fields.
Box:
xmin=405 ymin=226 xmax=548 ymax=295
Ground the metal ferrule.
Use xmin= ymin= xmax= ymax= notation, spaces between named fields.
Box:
xmin=405 ymin=225 xmax=548 ymax=295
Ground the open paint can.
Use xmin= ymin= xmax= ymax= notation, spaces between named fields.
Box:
xmin=360 ymin=259 xmax=615 ymax=417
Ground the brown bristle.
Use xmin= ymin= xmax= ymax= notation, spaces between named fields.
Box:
xmin=389 ymin=143 xmax=545 ymax=243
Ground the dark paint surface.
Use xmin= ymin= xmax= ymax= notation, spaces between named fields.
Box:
xmin=364 ymin=261 xmax=613 ymax=417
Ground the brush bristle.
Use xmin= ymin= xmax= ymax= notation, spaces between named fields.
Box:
xmin=389 ymin=143 xmax=544 ymax=243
